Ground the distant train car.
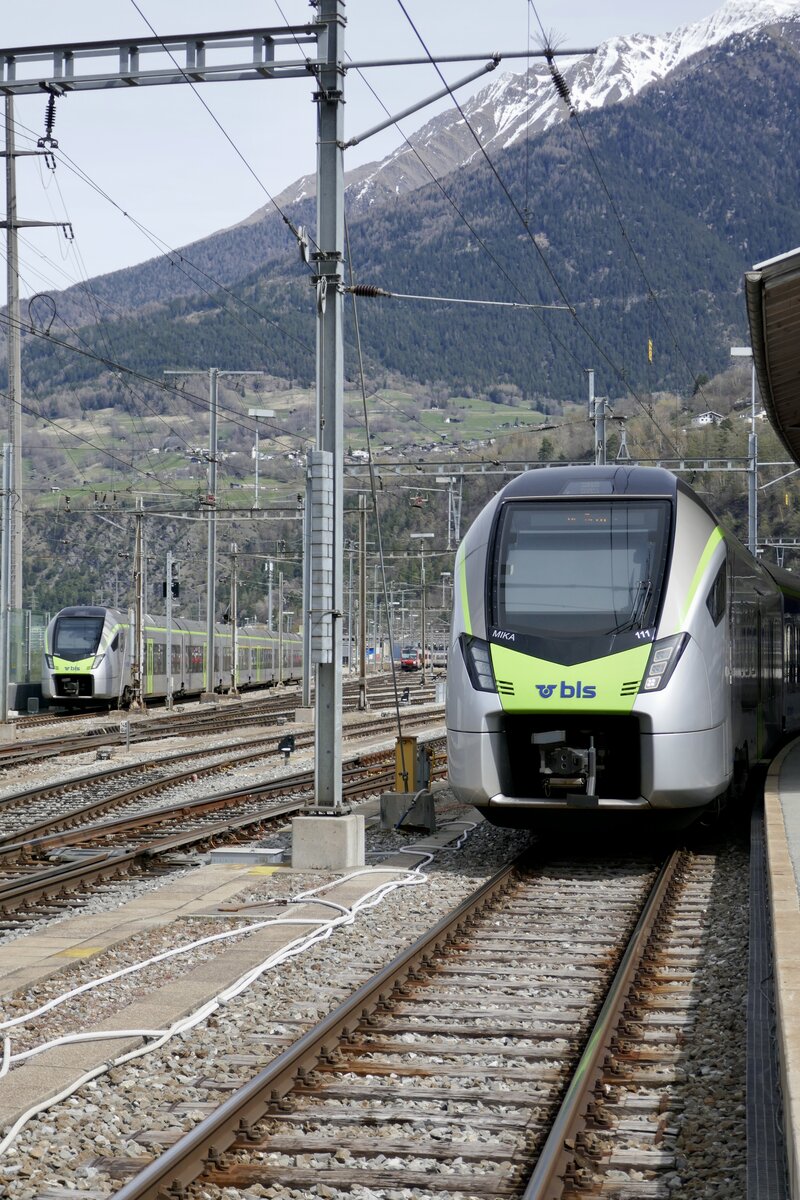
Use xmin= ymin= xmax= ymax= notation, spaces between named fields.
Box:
xmin=446 ymin=465 xmax=800 ymax=827
xmin=42 ymin=606 xmax=301 ymax=707
xmin=431 ymin=645 xmax=448 ymax=671
xmin=400 ymin=646 xmax=421 ymax=672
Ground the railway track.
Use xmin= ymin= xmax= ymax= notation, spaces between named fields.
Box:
xmin=0 ymin=707 xmax=443 ymax=850
xmin=2 ymin=678 xmax=440 ymax=767
xmin=107 ymin=852 xmax=671 ymax=1199
xmin=0 ymin=723 xmax=445 ymax=929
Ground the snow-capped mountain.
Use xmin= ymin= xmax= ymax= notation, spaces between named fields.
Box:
xmin=255 ymin=0 xmax=800 ymax=217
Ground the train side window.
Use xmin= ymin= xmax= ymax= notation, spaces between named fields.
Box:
xmin=705 ymin=563 xmax=726 ymax=626
xmin=110 ymin=632 xmax=119 ymax=652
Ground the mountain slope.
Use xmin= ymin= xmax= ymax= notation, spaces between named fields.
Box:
xmin=41 ymin=0 xmax=800 ymax=331
xmin=267 ymin=0 xmax=800 ymax=212
xmin=21 ymin=15 xmax=800 ymax=415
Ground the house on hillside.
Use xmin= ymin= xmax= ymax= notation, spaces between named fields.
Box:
xmin=691 ymin=411 xmax=724 ymax=427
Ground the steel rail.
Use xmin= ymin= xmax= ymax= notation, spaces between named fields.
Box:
xmin=0 ymin=691 xmax=440 ymax=771
xmin=0 ymin=714 xmax=443 ymax=850
xmin=0 ymin=750 xmax=440 ymax=914
xmin=519 ymin=848 xmax=685 ymax=1199
xmin=108 ymin=849 xmax=677 ymax=1200
xmin=112 ymin=859 xmax=520 ymax=1200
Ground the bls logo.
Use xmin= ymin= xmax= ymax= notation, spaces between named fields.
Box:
xmin=536 ymin=681 xmax=597 ymax=699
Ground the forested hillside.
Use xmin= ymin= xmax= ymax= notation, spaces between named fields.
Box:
xmin=15 ymin=20 xmax=800 ymax=416
xmin=13 ymin=18 xmax=800 ymax=613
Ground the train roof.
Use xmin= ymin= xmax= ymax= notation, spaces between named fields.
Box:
xmin=53 ymin=606 xmax=122 ymax=618
xmin=499 ymin=464 xmax=681 ymax=500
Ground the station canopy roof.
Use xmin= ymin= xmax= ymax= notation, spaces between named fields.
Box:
xmin=745 ymin=246 xmax=800 ymax=465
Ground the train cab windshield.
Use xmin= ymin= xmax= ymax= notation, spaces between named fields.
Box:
xmin=493 ymin=499 xmax=671 ymax=639
xmin=52 ymin=614 xmax=105 ymax=661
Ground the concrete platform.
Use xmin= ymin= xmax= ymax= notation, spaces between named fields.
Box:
xmin=0 ymin=815 xmax=475 ymax=1131
xmin=765 ymin=742 xmax=800 ymax=1198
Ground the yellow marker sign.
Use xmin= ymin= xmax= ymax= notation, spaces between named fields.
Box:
xmin=57 ymin=946 xmax=105 ymax=958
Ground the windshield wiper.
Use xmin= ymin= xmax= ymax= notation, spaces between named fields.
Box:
xmin=607 ymin=579 xmax=652 ymax=635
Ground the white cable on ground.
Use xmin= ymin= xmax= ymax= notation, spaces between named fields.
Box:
xmin=0 ymin=820 xmax=476 ymax=1156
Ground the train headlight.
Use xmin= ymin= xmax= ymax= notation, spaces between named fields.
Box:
xmin=460 ymin=635 xmax=497 ymax=693
xmin=92 ymin=654 xmax=105 ymax=669
xmin=639 ymin=633 xmax=689 ymax=693
xmin=45 ymin=655 xmax=54 ymax=670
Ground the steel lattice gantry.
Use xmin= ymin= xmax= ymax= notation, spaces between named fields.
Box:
xmin=746 ymin=246 xmax=800 ymax=467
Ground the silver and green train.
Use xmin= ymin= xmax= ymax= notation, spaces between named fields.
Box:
xmin=446 ymin=465 xmax=800 ymax=827
xmin=42 ymin=606 xmax=302 ymax=707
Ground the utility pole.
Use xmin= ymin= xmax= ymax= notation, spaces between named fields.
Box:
xmin=2 ymin=95 xmax=70 ymax=610
xmin=207 ymin=367 xmax=219 ymax=695
xmin=278 ymin=568 xmax=284 ymax=686
xmin=309 ymin=0 xmax=346 ymax=810
xmin=0 ymin=445 xmax=11 ymax=723
xmin=266 ymin=559 xmax=274 ymax=631
xmin=301 ymin=475 xmax=312 ymax=708
xmin=229 ymin=541 xmax=239 ymax=695
xmin=165 ymin=367 xmax=262 ymax=698
xmin=247 ymin=400 xmax=273 ymax=509
xmin=731 ymin=346 xmax=758 ymax=554
xmin=358 ymin=492 xmax=367 ymax=710
xmin=131 ymin=508 xmax=145 ymax=709
xmin=410 ymin=532 xmax=434 ymax=684
xmin=165 ymin=550 xmax=174 ymax=710
xmin=587 ymin=368 xmax=611 ymax=465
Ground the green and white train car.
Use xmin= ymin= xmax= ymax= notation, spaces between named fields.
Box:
xmin=446 ymin=465 xmax=800 ymax=827
xmin=43 ymin=606 xmax=301 ymax=707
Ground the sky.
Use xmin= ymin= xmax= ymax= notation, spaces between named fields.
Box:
xmin=2 ymin=1 xmax=725 ymax=291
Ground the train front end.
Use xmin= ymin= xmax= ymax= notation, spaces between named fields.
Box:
xmin=446 ymin=465 xmax=732 ymax=825
xmin=42 ymin=607 xmax=125 ymax=704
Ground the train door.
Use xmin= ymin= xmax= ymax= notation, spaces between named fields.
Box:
xmin=146 ymin=639 xmax=154 ymax=696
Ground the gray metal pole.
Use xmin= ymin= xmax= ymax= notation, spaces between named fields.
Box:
xmin=132 ymin=509 xmax=144 ymax=708
xmin=749 ymin=362 xmax=758 ymax=555
xmin=313 ymin=0 xmax=345 ymax=809
xmin=254 ymin=422 xmax=260 ymax=509
xmin=347 ymin=546 xmax=354 ymax=670
xmin=230 ymin=541 xmax=238 ymax=694
xmin=358 ymin=493 xmax=367 ymax=710
xmin=420 ymin=547 xmax=427 ymax=685
xmin=165 ymin=549 xmax=173 ymax=710
xmin=278 ymin=569 xmax=284 ymax=686
xmin=0 ymin=445 xmax=12 ymax=722
xmin=206 ymin=367 xmax=218 ymax=695
xmin=5 ymin=101 xmax=21 ymax=611
xmin=302 ymin=469 xmax=312 ymax=707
